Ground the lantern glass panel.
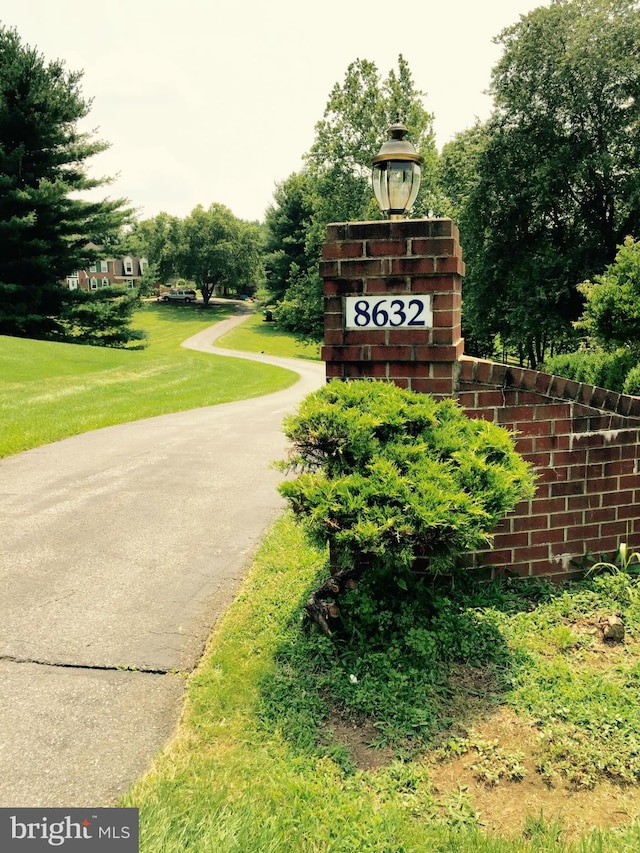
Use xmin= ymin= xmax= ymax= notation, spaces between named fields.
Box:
xmin=372 ymin=161 xmax=421 ymax=215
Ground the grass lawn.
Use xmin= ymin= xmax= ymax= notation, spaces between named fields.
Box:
xmin=6 ymin=306 xmax=640 ymax=849
xmin=215 ymin=310 xmax=322 ymax=360
xmin=0 ymin=303 xmax=299 ymax=458
xmin=123 ymin=513 xmax=640 ymax=851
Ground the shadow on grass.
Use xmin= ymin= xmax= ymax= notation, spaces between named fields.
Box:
xmin=143 ymin=300 xmax=240 ymax=325
xmin=258 ymin=571 xmax=556 ymax=770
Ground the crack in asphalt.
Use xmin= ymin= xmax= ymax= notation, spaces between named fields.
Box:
xmin=0 ymin=653 xmax=177 ymax=676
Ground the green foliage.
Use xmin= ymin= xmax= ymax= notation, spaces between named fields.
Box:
xmin=447 ymin=0 xmax=640 ymax=366
xmin=279 ymin=380 xmax=535 ymax=578
xmin=124 ymin=212 xmax=182 ymax=285
xmin=543 ymin=347 xmax=638 ymax=393
xmin=0 ymin=25 xmax=132 ymax=342
xmin=577 ymin=236 xmax=640 ymax=351
xmin=264 ymin=55 xmax=440 ymax=341
xmin=176 ymin=203 xmax=264 ymax=304
xmin=124 ymin=508 xmax=640 ymax=850
xmin=260 ymin=569 xmax=516 ymax=757
xmin=623 ymin=364 xmax=640 ymax=395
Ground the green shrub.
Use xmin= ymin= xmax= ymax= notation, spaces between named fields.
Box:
xmin=623 ymin=364 xmax=640 ymax=396
xmin=544 ymin=348 xmax=638 ymax=393
xmin=279 ymin=381 xmax=535 ymax=631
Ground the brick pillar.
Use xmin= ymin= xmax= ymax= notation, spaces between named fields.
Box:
xmin=319 ymin=218 xmax=465 ymax=397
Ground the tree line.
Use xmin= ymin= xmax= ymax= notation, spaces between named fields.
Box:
xmin=2 ymin=0 xmax=640 ymax=363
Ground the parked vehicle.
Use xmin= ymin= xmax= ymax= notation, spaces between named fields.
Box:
xmin=160 ymin=288 xmax=197 ymax=303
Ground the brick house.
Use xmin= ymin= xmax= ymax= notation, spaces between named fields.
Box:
xmin=65 ymin=245 xmax=149 ymax=292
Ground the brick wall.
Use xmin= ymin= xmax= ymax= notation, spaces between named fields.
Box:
xmin=320 ymin=218 xmax=640 ymax=581
xmin=320 ymin=219 xmax=464 ymax=397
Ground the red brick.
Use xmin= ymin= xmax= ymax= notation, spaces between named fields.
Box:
xmin=568 ymin=494 xmax=601 ymax=511
xmin=411 ymin=378 xmax=438 ymax=394
xmin=600 ymin=521 xmax=631 ymax=538
xmin=364 ymin=278 xmax=410 ymax=295
xmin=432 ymin=309 xmax=456 ymax=328
xmin=435 ymin=256 xmax=465 ymax=275
xmin=322 ymin=241 xmax=365 ymax=260
xmin=619 ymin=503 xmax=640 ymax=520
xmin=387 ymin=362 xmax=428 ymax=378
xmin=369 ymin=345 xmax=412 ymax=362
xmin=408 ymin=276 xmax=456 ymax=294
xmin=532 ymin=497 xmax=567 ymax=514
xmin=458 ymin=391 xmax=477 ymax=408
xmin=550 ymin=511 xmax=584 ymax=527
xmin=324 ymin=329 xmax=345 ymax=346
xmin=516 ymin=420 xmax=553 ymax=438
xmin=387 ymin=329 xmax=433 ymax=345
xmin=319 ymin=260 xmax=339 ymax=278
xmin=340 ymin=258 xmax=384 ymax=278
xmin=531 ymin=528 xmax=568 ymax=546
xmin=389 ymin=219 xmax=434 ymax=239
xmin=342 ymin=362 xmax=388 ymax=379
xmin=604 ymin=459 xmax=640 ymax=485
xmin=497 ymin=406 xmax=534 ymax=423
xmin=513 ymin=544 xmax=549 ymax=562
xmin=414 ymin=344 xmax=463 ymax=362
xmin=588 ymin=446 xmax=622 ymax=464
xmin=391 ymin=257 xmax=436 ymax=275
xmin=432 ymin=291 xmax=462 ymax=311
xmin=587 ymin=507 xmax=617 ymax=524
xmin=411 ymin=238 xmax=456 ymax=256
xmin=345 ymin=329 xmax=386 ymax=345
xmin=343 ymin=222 xmax=392 ymax=240
xmin=421 ymin=379 xmax=456 ymax=395
xmin=367 ymin=239 xmax=407 ymax=257
xmin=603 ymin=490 xmax=634 ymax=507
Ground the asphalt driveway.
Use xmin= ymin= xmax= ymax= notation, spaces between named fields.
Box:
xmin=0 ymin=310 xmax=325 ymax=806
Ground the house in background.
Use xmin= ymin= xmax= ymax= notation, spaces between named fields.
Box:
xmin=65 ymin=245 xmax=149 ymax=292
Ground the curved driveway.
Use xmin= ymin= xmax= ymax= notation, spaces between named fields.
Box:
xmin=0 ymin=309 xmax=325 ymax=806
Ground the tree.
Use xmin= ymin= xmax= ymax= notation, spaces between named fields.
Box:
xmin=577 ymin=236 xmax=640 ymax=351
xmin=451 ymin=0 xmax=640 ymax=367
xmin=58 ymin=285 xmax=145 ymax=348
xmin=263 ymin=172 xmax=316 ymax=304
xmin=0 ymin=25 xmax=134 ymax=343
xmin=265 ymin=56 xmax=440 ymax=340
xmin=279 ymin=380 xmax=535 ymax=636
xmin=125 ymin=212 xmax=182 ymax=285
xmin=175 ymin=204 xmax=264 ymax=305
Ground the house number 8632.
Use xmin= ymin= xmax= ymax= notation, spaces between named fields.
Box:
xmin=344 ymin=295 xmax=433 ymax=330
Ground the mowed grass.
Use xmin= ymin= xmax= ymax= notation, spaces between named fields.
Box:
xmin=215 ymin=310 xmax=322 ymax=360
xmin=0 ymin=302 xmax=298 ymax=458
xmin=123 ymin=513 xmax=640 ymax=852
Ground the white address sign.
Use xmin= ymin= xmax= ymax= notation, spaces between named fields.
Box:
xmin=344 ymin=295 xmax=432 ymax=330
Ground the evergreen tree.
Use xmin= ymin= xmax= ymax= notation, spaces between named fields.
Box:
xmin=0 ymin=25 xmax=134 ymax=342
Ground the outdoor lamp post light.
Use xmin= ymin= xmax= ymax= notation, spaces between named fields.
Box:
xmin=371 ymin=121 xmax=423 ymax=219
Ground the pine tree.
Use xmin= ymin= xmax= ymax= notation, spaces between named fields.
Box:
xmin=0 ymin=25 xmax=134 ymax=342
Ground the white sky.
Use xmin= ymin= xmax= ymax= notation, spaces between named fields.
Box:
xmin=1 ymin=0 xmax=547 ymax=223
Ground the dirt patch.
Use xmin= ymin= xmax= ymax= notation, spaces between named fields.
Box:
xmin=427 ymin=707 xmax=640 ymax=839
xmin=325 ymin=713 xmax=395 ymax=771
xmin=328 ymin=703 xmax=640 ymax=839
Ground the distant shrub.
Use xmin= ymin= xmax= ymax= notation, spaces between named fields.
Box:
xmin=623 ymin=365 xmax=640 ymax=396
xmin=544 ymin=348 xmax=638 ymax=393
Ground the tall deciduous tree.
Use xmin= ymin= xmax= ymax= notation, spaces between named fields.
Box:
xmin=0 ymin=26 xmax=134 ymax=342
xmin=266 ymin=55 xmax=439 ymax=340
xmin=176 ymin=204 xmax=264 ymax=305
xmin=455 ymin=0 xmax=640 ymax=367
xmin=125 ymin=212 xmax=182 ymax=285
